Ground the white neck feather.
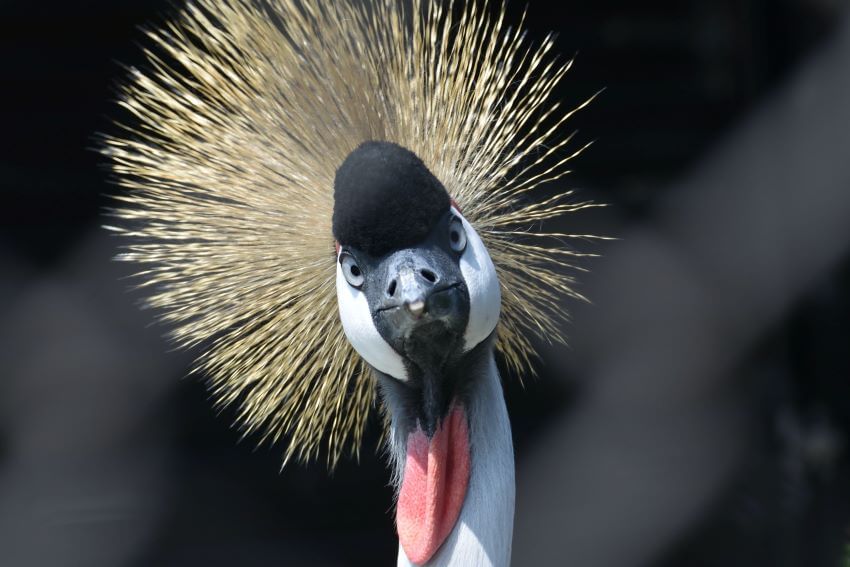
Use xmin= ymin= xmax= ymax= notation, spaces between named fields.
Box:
xmin=393 ymin=354 xmax=515 ymax=567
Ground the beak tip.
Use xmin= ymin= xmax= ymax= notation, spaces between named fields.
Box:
xmin=407 ymin=300 xmax=426 ymax=318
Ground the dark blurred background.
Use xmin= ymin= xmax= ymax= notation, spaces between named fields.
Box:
xmin=2 ymin=0 xmax=850 ymax=566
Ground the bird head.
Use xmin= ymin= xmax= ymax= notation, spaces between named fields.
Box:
xmin=105 ymin=0 xmax=597 ymax=561
xmin=333 ymin=141 xmax=501 ymax=563
xmin=333 ymin=142 xmax=500 ymax=422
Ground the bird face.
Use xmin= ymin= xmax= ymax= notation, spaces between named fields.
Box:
xmin=338 ymin=210 xmax=470 ymax=374
xmin=336 ymin=207 xmax=500 ymax=391
xmin=332 ymin=142 xmax=501 ymax=414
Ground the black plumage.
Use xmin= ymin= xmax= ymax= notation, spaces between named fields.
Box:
xmin=333 ymin=141 xmax=451 ymax=257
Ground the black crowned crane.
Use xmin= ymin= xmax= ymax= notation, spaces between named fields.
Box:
xmin=103 ymin=0 xmax=599 ymax=565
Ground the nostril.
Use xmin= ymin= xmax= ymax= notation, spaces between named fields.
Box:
xmin=420 ymin=269 xmax=437 ymax=283
xmin=387 ymin=279 xmax=397 ymax=297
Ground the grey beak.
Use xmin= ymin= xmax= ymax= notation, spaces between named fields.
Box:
xmin=369 ymin=245 xmax=469 ymax=369
xmin=395 ymin=264 xmax=435 ymax=319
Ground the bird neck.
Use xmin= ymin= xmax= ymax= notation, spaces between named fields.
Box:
xmin=391 ymin=350 xmax=515 ymax=567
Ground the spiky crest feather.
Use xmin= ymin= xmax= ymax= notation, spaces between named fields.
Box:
xmin=103 ymin=0 xmax=601 ymax=467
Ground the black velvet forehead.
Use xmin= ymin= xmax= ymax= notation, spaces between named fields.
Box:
xmin=332 ymin=141 xmax=451 ymax=257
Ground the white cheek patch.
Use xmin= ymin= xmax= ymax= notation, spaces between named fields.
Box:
xmin=455 ymin=209 xmax=501 ymax=351
xmin=336 ymin=262 xmax=409 ymax=381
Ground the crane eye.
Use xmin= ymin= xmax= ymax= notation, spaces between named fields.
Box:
xmin=340 ymin=252 xmax=365 ymax=288
xmin=448 ymin=216 xmax=467 ymax=253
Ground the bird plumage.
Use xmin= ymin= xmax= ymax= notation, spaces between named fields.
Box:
xmin=103 ymin=0 xmax=596 ymax=473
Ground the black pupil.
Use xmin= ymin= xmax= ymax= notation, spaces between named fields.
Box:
xmin=450 ymin=230 xmax=459 ymax=243
xmin=350 ymin=264 xmax=361 ymax=277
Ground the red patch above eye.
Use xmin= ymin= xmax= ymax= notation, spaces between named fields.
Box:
xmin=450 ymin=198 xmax=462 ymax=213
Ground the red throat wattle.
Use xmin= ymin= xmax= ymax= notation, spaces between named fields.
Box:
xmin=397 ymin=406 xmax=471 ymax=565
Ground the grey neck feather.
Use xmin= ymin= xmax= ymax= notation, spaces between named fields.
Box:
xmin=388 ymin=353 xmax=515 ymax=567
